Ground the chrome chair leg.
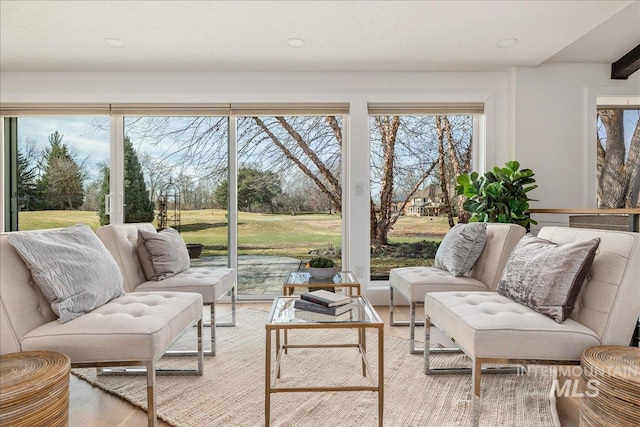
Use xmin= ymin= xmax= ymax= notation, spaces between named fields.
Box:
xmin=99 ymin=318 xmax=204 ymax=376
xmin=424 ymin=315 xmax=520 ymax=376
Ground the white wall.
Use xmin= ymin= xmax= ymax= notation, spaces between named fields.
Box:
xmin=0 ymin=70 xmax=509 ymax=303
xmin=511 ymin=63 xmax=640 ymax=232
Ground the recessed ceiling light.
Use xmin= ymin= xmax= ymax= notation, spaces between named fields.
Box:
xmin=497 ymin=38 xmax=518 ymax=48
xmin=104 ymin=38 xmax=125 ymax=48
xmin=287 ymin=38 xmax=306 ymax=48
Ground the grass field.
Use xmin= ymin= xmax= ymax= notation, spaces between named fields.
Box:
xmin=18 ymin=209 xmax=450 ymax=273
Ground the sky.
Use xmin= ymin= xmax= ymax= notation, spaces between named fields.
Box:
xmin=19 ymin=116 xmax=109 ymax=181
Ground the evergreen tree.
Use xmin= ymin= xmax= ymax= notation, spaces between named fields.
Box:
xmin=38 ymin=131 xmax=84 ymax=209
xmin=97 ymin=163 xmax=110 ymax=225
xmin=17 ymin=148 xmax=39 ymax=211
xmin=124 ymin=138 xmax=155 ymax=222
xmin=98 ymin=137 xmax=155 ymax=224
xmin=215 ymin=166 xmax=282 ymax=212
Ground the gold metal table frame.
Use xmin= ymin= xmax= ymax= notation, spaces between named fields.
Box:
xmin=265 ymin=296 xmax=384 ymax=427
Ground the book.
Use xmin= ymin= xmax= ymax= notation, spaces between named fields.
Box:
xmin=295 ymin=309 xmax=352 ymax=322
xmin=294 ymin=298 xmax=353 ymax=316
xmin=300 ymin=289 xmax=350 ymax=307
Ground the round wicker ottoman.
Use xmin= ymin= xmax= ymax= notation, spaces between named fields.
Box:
xmin=0 ymin=351 xmax=71 ymax=427
xmin=580 ymin=345 xmax=640 ymax=427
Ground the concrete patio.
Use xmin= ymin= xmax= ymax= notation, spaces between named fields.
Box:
xmin=190 ymin=255 xmax=303 ymax=295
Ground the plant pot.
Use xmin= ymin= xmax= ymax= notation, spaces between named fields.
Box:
xmin=186 ymin=243 xmax=203 ymax=259
xmin=307 ymin=267 xmax=336 ymax=279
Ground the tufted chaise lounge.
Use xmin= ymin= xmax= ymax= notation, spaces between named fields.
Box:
xmin=0 ymin=230 xmax=204 ymax=427
xmin=389 ymin=223 xmax=526 ymax=353
xmin=424 ymin=226 xmax=640 ymax=426
xmin=96 ymin=223 xmax=236 ymax=356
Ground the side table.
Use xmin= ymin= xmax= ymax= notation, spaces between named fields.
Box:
xmin=282 ymin=271 xmax=361 ymax=296
xmin=0 ymin=351 xmax=71 ymax=427
xmin=580 ymin=345 xmax=640 ymax=427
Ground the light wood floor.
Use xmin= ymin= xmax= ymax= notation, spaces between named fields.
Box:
xmin=68 ymin=302 xmax=578 ymax=426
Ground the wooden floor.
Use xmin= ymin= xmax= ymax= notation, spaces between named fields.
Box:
xmin=68 ymin=302 xmax=579 ymax=426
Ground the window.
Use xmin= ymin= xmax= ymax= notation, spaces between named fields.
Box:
xmin=596 ymin=102 xmax=640 ymax=208
xmin=368 ymin=104 xmax=481 ymax=280
xmin=3 ymin=115 xmax=110 ymax=231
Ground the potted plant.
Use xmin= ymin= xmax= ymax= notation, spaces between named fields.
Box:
xmin=306 ymin=257 xmax=336 ymax=279
xmin=455 ymin=160 xmax=538 ymax=229
xmin=186 ymin=243 xmax=204 ymax=259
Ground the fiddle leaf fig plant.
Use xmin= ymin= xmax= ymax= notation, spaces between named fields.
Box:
xmin=455 ymin=160 xmax=538 ymax=228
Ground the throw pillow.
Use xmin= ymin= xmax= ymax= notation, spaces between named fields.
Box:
xmin=137 ymin=227 xmax=190 ymax=281
xmin=497 ymin=234 xmax=600 ymax=323
xmin=7 ymin=224 xmax=124 ymax=323
xmin=434 ymin=222 xmax=487 ymax=276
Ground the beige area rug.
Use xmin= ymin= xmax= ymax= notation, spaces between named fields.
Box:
xmin=73 ymin=308 xmax=558 ymax=427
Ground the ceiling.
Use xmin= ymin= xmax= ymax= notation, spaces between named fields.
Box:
xmin=1 ymin=0 xmax=639 ymax=73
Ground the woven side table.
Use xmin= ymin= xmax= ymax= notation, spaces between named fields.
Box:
xmin=0 ymin=351 xmax=71 ymax=427
xmin=580 ymin=345 xmax=640 ymax=427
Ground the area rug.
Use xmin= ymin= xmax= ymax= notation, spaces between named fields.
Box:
xmin=72 ymin=308 xmax=559 ymax=427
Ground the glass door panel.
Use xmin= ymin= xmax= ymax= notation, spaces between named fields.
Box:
xmin=123 ymin=116 xmax=230 ymax=264
xmin=235 ymin=115 xmax=343 ymax=297
xmin=11 ymin=116 xmax=110 ymax=231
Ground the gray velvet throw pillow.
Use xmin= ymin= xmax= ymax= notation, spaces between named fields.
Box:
xmin=7 ymin=224 xmax=124 ymax=323
xmin=137 ymin=227 xmax=190 ymax=281
xmin=434 ymin=222 xmax=487 ymax=276
xmin=497 ymin=234 xmax=600 ymax=323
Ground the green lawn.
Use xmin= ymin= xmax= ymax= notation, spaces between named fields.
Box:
xmin=18 ymin=209 xmax=449 ymax=272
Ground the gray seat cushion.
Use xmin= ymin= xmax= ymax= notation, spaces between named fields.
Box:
xmin=425 ymin=291 xmax=601 ymax=360
xmin=20 ymin=291 xmax=203 ymax=363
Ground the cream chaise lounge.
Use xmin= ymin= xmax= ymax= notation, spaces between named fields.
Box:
xmin=389 ymin=223 xmax=526 ymax=353
xmin=96 ymin=223 xmax=236 ymax=356
xmin=424 ymin=226 xmax=640 ymax=426
xmin=0 ymin=228 xmax=204 ymax=427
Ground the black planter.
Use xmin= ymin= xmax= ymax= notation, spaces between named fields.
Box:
xmin=186 ymin=243 xmax=203 ymax=259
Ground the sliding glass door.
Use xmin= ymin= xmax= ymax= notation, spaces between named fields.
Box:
xmin=122 ymin=115 xmax=230 ymax=266
xmin=235 ymin=115 xmax=343 ymax=297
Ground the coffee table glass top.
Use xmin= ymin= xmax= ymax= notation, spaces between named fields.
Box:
xmin=269 ymin=296 xmax=382 ymax=325
xmin=284 ymin=271 xmax=358 ymax=285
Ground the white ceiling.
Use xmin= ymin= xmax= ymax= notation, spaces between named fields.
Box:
xmin=1 ymin=0 xmax=639 ymax=73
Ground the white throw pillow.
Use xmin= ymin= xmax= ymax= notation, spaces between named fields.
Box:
xmin=7 ymin=224 xmax=124 ymax=323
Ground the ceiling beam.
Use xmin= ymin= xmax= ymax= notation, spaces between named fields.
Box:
xmin=611 ymin=44 xmax=640 ymax=80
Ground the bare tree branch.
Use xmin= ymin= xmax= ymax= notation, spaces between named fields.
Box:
xmin=254 ymin=117 xmax=341 ymax=211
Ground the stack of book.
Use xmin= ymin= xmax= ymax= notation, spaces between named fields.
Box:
xmin=294 ymin=289 xmax=352 ymax=321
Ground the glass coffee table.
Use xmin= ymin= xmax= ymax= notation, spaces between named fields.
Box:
xmin=265 ymin=295 xmax=384 ymax=427
xmin=282 ymin=271 xmax=361 ymax=296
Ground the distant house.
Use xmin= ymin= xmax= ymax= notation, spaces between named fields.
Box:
xmin=405 ymin=185 xmax=446 ymax=217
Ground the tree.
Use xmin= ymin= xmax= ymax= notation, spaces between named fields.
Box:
xmin=369 ymin=115 xmax=472 ymax=245
xmin=124 ymin=137 xmax=155 ymax=222
xmin=97 ymin=163 xmax=110 ymax=225
xmin=215 ymin=166 xmax=283 ymax=212
xmin=98 ymin=137 xmax=155 ymax=225
xmin=38 ymin=131 xmax=84 ymax=209
xmin=17 ymin=141 xmax=39 ymax=211
xmin=597 ymin=109 xmax=640 ymax=208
